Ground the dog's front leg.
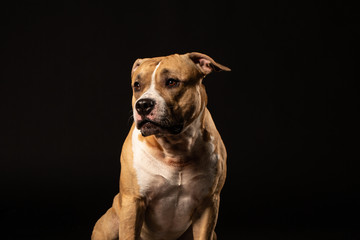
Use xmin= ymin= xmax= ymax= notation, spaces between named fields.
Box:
xmin=192 ymin=195 xmax=220 ymax=240
xmin=118 ymin=194 xmax=146 ymax=240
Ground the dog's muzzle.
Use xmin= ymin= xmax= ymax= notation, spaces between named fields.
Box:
xmin=135 ymin=98 xmax=183 ymax=137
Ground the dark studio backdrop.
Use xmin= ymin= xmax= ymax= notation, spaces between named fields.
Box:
xmin=0 ymin=1 xmax=358 ymax=239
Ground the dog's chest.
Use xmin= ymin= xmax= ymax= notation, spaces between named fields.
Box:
xmin=131 ymin=129 xmax=217 ymax=236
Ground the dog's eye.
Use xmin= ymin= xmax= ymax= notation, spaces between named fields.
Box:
xmin=166 ymin=78 xmax=179 ymax=87
xmin=133 ymin=81 xmax=141 ymax=91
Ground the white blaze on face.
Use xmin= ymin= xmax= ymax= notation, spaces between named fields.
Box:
xmin=151 ymin=62 xmax=161 ymax=85
xmin=133 ymin=62 xmax=167 ymax=122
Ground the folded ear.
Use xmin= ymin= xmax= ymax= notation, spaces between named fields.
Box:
xmin=131 ymin=58 xmax=143 ymax=76
xmin=187 ymin=52 xmax=231 ymax=75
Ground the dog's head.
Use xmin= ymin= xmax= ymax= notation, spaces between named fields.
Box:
xmin=131 ymin=52 xmax=230 ymax=137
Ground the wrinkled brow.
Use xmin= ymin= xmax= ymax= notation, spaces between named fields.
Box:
xmin=160 ymin=68 xmax=170 ymax=75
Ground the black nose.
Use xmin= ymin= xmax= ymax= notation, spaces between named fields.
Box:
xmin=136 ymin=98 xmax=155 ymax=116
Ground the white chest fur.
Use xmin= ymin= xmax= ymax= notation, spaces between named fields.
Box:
xmin=131 ymin=128 xmax=218 ymax=239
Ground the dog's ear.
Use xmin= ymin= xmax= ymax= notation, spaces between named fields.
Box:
xmin=131 ymin=58 xmax=143 ymax=76
xmin=187 ymin=52 xmax=231 ymax=75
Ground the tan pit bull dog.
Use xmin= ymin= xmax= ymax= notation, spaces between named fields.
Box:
xmin=92 ymin=52 xmax=230 ymax=240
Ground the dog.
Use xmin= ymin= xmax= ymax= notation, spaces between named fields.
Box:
xmin=92 ymin=52 xmax=230 ymax=240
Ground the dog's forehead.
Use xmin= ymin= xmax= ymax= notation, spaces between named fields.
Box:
xmin=133 ymin=54 xmax=196 ymax=82
xmin=139 ymin=57 xmax=163 ymax=73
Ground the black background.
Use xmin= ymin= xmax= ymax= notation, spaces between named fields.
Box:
xmin=1 ymin=1 xmax=358 ymax=239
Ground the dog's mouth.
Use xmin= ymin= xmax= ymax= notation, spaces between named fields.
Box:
xmin=137 ymin=119 xmax=183 ymax=137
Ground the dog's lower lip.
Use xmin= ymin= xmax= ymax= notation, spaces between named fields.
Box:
xmin=138 ymin=119 xmax=160 ymax=128
xmin=137 ymin=119 xmax=183 ymax=135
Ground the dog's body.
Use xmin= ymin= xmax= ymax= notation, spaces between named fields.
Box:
xmin=92 ymin=53 xmax=230 ymax=240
